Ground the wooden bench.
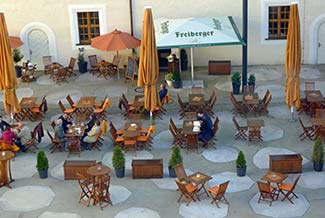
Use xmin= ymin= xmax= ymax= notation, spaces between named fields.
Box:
xmin=269 ymin=154 xmax=302 ymax=174
xmin=63 ymin=160 xmax=96 ymax=180
xmin=132 ymin=159 xmax=163 ymax=179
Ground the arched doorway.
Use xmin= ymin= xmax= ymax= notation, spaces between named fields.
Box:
xmin=318 ymin=22 xmax=325 ymax=64
xmin=20 ymin=22 xmax=57 ymax=68
xmin=28 ymin=29 xmax=50 ymax=67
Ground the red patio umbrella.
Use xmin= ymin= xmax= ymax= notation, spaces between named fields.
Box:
xmin=9 ymin=36 xmax=23 ymax=49
xmin=91 ymin=29 xmax=141 ymax=79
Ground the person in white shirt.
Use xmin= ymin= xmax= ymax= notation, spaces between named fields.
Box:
xmin=15 ymin=122 xmax=31 ymax=152
xmin=82 ymin=120 xmax=101 ymax=150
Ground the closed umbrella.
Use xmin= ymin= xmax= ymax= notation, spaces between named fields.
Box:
xmin=285 ymin=3 xmax=301 ymax=110
xmin=138 ymin=7 xmax=160 ymax=113
xmin=0 ymin=13 xmax=20 ymax=115
xmin=91 ymin=29 xmax=141 ymax=79
xmin=9 ymin=36 xmax=23 ymax=48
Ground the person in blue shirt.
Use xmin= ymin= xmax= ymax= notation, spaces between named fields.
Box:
xmin=197 ymin=111 xmax=213 ymax=146
xmin=159 ymin=84 xmax=168 ymax=102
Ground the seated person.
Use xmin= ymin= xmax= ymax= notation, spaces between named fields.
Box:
xmin=0 ymin=125 xmax=19 ymax=152
xmin=82 ymin=120 xmax=101 ymax=150
xmin=14 ymin=122 xmax=30 ymax=152
xmin=159 ymin=83 xmax=168 ymax=102
xmin=54 ymin=119 xmax=68 ymax=151
xmin=0 ymin=115 xmax=10 ymax=132
xmin=197 ymin=111 xmax=213 ymax=145
xmin=58 ymin=113 xmax=72 ymax=133
xmin=84 ymin=113 xmax=97 ymax=133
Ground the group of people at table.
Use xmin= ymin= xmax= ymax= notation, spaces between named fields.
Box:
xmin=54 ymin=113 xmax=102 ymax=151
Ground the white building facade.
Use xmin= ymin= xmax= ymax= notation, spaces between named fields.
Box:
xmin=1 ymin=0 xmax=325 ymax=67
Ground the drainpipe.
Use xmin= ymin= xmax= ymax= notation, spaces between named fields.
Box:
xmin=129 ymin=0 xmax=135 ymax=55
xmin=242 ymin=0 xmax=248 ymax=92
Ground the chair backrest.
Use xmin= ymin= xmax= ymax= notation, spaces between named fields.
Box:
xmin=264 ymin=94 xmax=272 ymax=108
xmin=88 ymin=55 xmax=98 ymax=67
xmin=209 ymin=95 xmax=217 ymax=108
xmin=46 ymin=129 xmax=55 ymax=143
xmin=315 ymin=109 xmax=325 ymax=118
xmin=208 ymin=90 xmax=216 ymax=104
xmin=175 ymin=179 xmax=190 ymax=195
xmin=218 ymin=181 xmax=229 ymax=194
xmin=212 ymin=117 xmax=219 ymax=136
xmin=257 ymin=181 xmax=272 ymax=194
xmin=42 ymin=56 xmax=52 ymax=66
xmin=50 ymin=121 xmax=56 ymax=130
xmin=298 ymin=117 xmax=307 ymax=130
xmin=109 ymin=122 xmax=117 ymax=132
xmin=58 ymin=100 xmax=66 ymax=113
xmin=68 ymin=57 xmax=76 ymax=69
xmin=243 ymin=85 xmax=250 ymax=93
xmin=262 ymin=90 xmax=271 ymax=104
xmin=169 ymin=125 xmax=178 ymax=139
xmin=174 ymin=164 xmax=188 ymax=181
xmin=292 ymin=175 xmax=301 ymax=190
xmin=66 ymin=95 xmax=75 ymax=108
xmin=191 ymin=87 xmax=202 ymax=94
xmin=305 ymin=81 xmax=315 ymax=91
xmin=232 ymin=116 xmax=240 ymax=130
xmin=109 ymin=127 xmax=117 ymax=140
xmin=122 ymin=94 xmax=128 ymax=103
xmin=103 ymin=98 xmax=111 ymax=109
xmin=170 ymin=118 xmax=178 ymax=132
xmin=177 ymin=94 xmax=185 ymax=109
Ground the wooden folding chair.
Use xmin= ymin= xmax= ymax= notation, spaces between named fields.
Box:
xmin=136 ymin=125 xmax=154 ymax=150
xmin=68 ymin=137 xmax=81 ymax=157
xmin=43 ymin=56 xmax=52 ymax=74
xmin=205 ymin=90 xmax=216 ymax=106
xmin=124 ymin=57 xmax=138 ymax=85
xmin=232 ymin=116 xmax=248 ymax=140
xmin=230 ymin=93 xmax=244 ymax=115
xmin=305 ymin=81 xmax=315 ymax=91
xmin=175 ymin=179 xmax=199 ymax=206
xmin=205 ymin=95 xmax=216 ymax=117
xmin=208 ymin=181 xmax=229 ymax=208
xmin=30 ymin=96 xmax=47 ymax=120
xmin=89 ymin=134 xmax=102 ymax=151
xmin=92 ymin=173 xmax=113 ymax=209
xmin=259 ymin=93 xmax=272 ymax=115
xmin=47 ymin=130 xmax=64 ymax=153
xmin=170 ymin=118 xmax=182 ymax=134
xmin=58 ymin=100 xmax=76 ymax=116
xmin=174 ymin=164 xmax=190 ymax=182
xmin=257 ymin=181 xmax=279 ymax=206
xmin=186 ymin=134 xmax=199 ymax=154
xmin=24 ymin=123 xmax=41 ymax=152
xmin=279 ymin=176 xmax=300 ymax=204
xmin=109 ymin=127 xmax=124 ymax=146
xmin=64 ymin=57 xmax=77 ymax=77
xmin=297 ymin=98 xmax=311 ymax=115
xmin=93 ymin=98 xmax=111 ymax=119
xmin=204 ymin=117 xmax=219 ymax=149
xmin=88 ymin=55 xmax=99 ymax=75
xmin=76 ymin=173 xmax=94 ymax=206
xmin=315 ymin=109 xmax=325 ymax=118
xmin=298 ymin=117 xmax=315 ymax=141
xmin=53 ymin=68 xmax=68 ymax=83
xmin=177 ymin=94 xmax=190 ymax=119
xmin=109 ymin=122 xmax=124 ymax=136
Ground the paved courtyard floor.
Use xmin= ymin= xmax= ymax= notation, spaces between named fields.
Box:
xmin=0 ymin=64 xmax=325 ymax=218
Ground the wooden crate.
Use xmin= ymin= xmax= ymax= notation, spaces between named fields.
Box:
xmin=208 ymin=60 xmax=231 ymax=75
xmin=63 ymin=160 xmax=96 ymax=180
xmin=132 ymin=159 xmax=163 ymax=179
xmin=269 ymin=154 xmax=302 ymax=174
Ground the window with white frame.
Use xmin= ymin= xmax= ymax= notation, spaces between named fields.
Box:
xmin=261 ymin=0 xmax=299 ymax=44
xmin=68 ymin=4 xmax=107 ymax=49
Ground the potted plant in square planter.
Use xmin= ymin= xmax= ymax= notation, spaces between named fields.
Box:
xmin=112 ymin=145 xmax=125 ymax=178
xmin=168 ymin=145 xmax=183 ymax=177
xmin=236 ymin=150 xmax=246 ymax=177
xmin=180 ymin=49 xmax=188 ymax=71
xmin=172 ymin=70 xmax=182 ymax=89
xmin=77 ymin=47 xmax=88 ymax=73
xmin=312 ymin=137 xmax=324 ymax=172
xmin=231 ymin=72 xmax=241 ymax=94
xmin=165 ymin=73 xmax=173 ymax=87
xmin=36 ymin=150 xmax=49 ymax=179
xmin=248 ymin=74 xmax=256 ymax=92
xmin=12 ymin=49 xmax=24 ymax=78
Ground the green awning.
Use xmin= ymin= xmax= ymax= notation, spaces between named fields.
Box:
xmin=155 ymin=16 xmax=244 ymax=49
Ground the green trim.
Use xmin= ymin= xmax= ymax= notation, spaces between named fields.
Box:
xmin=157 ymin=41 xmax=243 ymax=50
xmin=228 ymin=16 xmax=246 ymax=46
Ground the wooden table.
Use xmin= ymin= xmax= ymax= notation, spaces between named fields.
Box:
xmin=66 ymin=126 xmax=85 ymax=154
xmin=183 ymin=112 xmax=197 ymax=120
xmin=189 ymin=172 xmax=212 ymax=197
xmin=189 ymin=94 xmax=205 ymax=112
xmin=261 ymin=171 xmax=288 ymax=185
xmin=243 ymin=93 xmax=259 ymax=115
xmin=87 ymin=164 xmax=112 ymax=210
xmin=0 ymin=151 xmax=15 ymax=188
xmin=124 ymin=120 xmax=142 ymax=138
xmin=66 ymin=126 xmax=85 ymax=138
xmin=182 ymin=120 xmax=200 ymax=135
xmin=76 ymin=96 xmax=96 ymax=115
xmin=305 ymin=90 xmax=324 ymax=116
xmin=247 ymin=119 xmax=264 ymax=141
xmin=18 ymin=97 xmax=37 ymax=121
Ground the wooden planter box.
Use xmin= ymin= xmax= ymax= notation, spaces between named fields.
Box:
xmin=63 ymin=160 xmax=96 ymax=180
xmin=208 ymin=60 xmax=231 ymax=75
xmin=132 ymin=159 xmax=163 ymax=179
xmin=269 ymin=154 xmax=302 ymax=174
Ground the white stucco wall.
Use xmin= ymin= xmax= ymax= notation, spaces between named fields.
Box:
xmin=1 ymin=0 xmax=324 ymax=66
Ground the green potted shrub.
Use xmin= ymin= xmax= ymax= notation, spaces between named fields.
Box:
xmin=180 ymin=49 xmax=188 ymax=71
xmin=312 ymin=137 xmax=324 ymax=172
xmin=165 ymin=73 xmax=173 ymax=87
xmin=12 ymin=49 xmax=24 ymax=78
xmin=77 ymin=47 xmax=88 ymax=73
xmin=231 ymin=72 xmax=241 ymax=94
xmin=36 ymin=150 xmax=49 ymax=179
xmin=236 ymin=150 xmax=246 ymax=177
xmin=168 ymin=145 xmax=183 ymax=177
xmin=248 ymin=74 xmax=256 ymax=92
xmin=112 ymin=145 xmax=125 ymax=178
xmin=172 ymin=70 xmax=182 ymax=89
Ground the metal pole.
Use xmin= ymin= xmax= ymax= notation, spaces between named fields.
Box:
xmin=190 ymin=47 xmax=194 ymax=83
xmin=242 ymin=0 xmax=248 ymax=92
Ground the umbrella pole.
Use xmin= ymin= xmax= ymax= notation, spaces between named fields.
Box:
xmin=190 ymin=47 xmax=194 ymax=84
xmin=116 ymin=50 xmax=120 ymax=80
xmin=289 ymin=104 xmax=296 ymax=122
